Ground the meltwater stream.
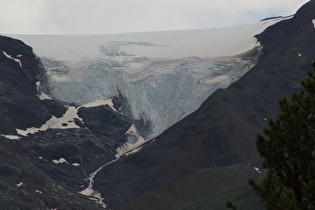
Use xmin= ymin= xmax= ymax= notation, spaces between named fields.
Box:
xmin=79 ymin=157 xmax=120 ymax=208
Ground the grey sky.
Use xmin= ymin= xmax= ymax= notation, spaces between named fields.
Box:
xmin=0 ymin=0 xmax=309 ymax=35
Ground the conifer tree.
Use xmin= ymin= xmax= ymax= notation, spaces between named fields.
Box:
xmin=249 ymin=64 xmax=315 ymax=209
xmin=227 ymin=63 xmax=315 ymax=209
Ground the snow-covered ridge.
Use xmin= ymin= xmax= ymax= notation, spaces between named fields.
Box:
xmin=6 ymin=18 xmax=284 ymax=140
xmin=8 ymin=19 xmax=279 ymax=62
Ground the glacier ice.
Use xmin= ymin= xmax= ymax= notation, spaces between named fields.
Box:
xmin=40 ymin=55 xmax=256 ymax=139
xmin=8 ymin=19 xmax=283 ymax=140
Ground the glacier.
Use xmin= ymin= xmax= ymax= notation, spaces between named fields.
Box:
xmin=8 ymin=18 xmax=283 ymax=140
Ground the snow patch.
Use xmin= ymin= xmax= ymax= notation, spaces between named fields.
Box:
xmin=116 ymin=138 xmax=145 ymax=157
xmin=72 ymin=163 xmax=80 ymax=167
xmin=116 ymin=124 xmax=147 ymax=158
xmin=298 ymin=53 xmax=302 ymax=57
xmin=2 ymin=51 xmax=23 ymax=68
xmin=36 ymin=190 xmax=43 ymax=194
xmin=254 ymin=167 xmax=261 ymax=173
xmin=42 ymin=106 xmax=81 ymax=129
xmin=125 ymin=124 xmax=137 ymax=135
xmin=52 ymin=158 xmax=69 ymax=164
xmin=79 ymin=188 xmax=107 ymax=208
xmin=79 ymin=188 xmax=103 ymax=199
xmin=16 ymin=128 xmax=39 ymax=136
xmin=124 ymin=147 xmax=142 ymax=156
xmin=16 ymin=182 xmax=23 ymax=187
xmin=1 ymin=134 xmax=20 ymax=140
xmin=36 ymin=81 xmax=52 ymax=100
xmin=312 ymin=19 xmax=315 ymax=28
xmin=16 ymin=106 xmax=83 ymax=137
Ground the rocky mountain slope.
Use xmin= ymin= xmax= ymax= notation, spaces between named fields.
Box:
xmin=93 ymin=1 xmax=315 ymax=209
xmin=0 ymin=1 xmax=314 ymax=209
xmin=124 ymin=164 xmax=264 ymax=210
xmin=0 ymin=35 xmax=138 ymax=209
xmin=0 ymin=36 xmax=107 ymax=209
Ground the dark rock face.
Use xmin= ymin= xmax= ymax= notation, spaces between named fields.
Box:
xmin=0 ymin=136 xmax=105 ymax=210
xmin=0 ymin=35 xmax=66 ymax=134
xmin=78 ymin=105 xmax=132 ymax=148
xmin=93 ymin=1 xmax=315 ymax=209
xmin=0 ymin=35 xmax=133 ymax=209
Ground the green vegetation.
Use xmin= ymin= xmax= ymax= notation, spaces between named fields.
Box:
xmin=124 ymin=164 xmax=263 ymax=210
xmin=249 ymin=65 xmax=315 ymax=209
xmin=228 ymin=64 xmax=315 ymax=210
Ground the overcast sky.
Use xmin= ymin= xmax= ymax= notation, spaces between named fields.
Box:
xmin=0 ymin=0 xmax=309 ymax=35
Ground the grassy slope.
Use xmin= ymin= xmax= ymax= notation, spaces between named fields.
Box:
xmin=123 ymin=163 xmax=264 ymax=210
